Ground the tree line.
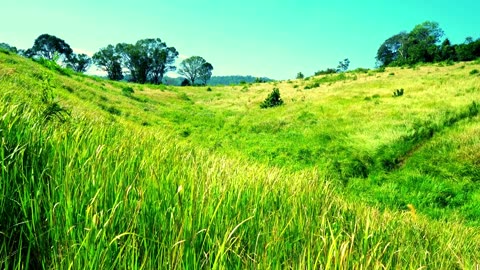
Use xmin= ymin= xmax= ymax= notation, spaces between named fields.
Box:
xmin=376 ymin=21 xmax=480 ymax=67
xmin=1 ymin=34 xmax=213 ymax=85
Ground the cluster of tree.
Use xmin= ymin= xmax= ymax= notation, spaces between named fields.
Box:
xmin=93 ymin=39 xmax=179 ymax=84
xmin=92 ymin=40 xmax=213 ymax=85
xmin=376 ymin=21 xmax=480 ymax=67
xmin=22 ymin=34 xmax=92 ymax=73
xmin=2 ymin=34 xmax=214 ymax=85
xmin=0 ymin=42 xmax=18 ymax=53
xmin=310 ymin=58 xmax=351 ymax=77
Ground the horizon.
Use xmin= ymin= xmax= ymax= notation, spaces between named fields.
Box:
xmin=1 ymin=0 xmax=479 ymax=80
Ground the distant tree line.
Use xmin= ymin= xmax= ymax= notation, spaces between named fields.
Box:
xmin=376 ymin=21 xmax=480 ymax=67
xmin=1 ymin=34 xmax=214 ymax=85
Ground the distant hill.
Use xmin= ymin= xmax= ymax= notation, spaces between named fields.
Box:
xmin=162 ymin=75 xmax=273 ymax=86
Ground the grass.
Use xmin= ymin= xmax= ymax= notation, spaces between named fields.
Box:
xmin=1 ymin=51 xmax=480 ymax=268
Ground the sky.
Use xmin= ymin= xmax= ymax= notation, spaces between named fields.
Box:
xmin=1 ymin=0 xmax=479 ymax=80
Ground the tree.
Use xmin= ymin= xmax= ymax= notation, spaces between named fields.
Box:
xmin=405 ymin=21 xmax=444 ymax=63
xmin=116 ymin=39 xmax=178 ymax=84
xmin=436 ymin=38 xmax=456 ymax=61
xmin=92 ymin=45 xmax=123 ymax=81
xmin=337 ymin=58 xmax=350 ymax=72
xmin=296 ymin=72 xmax=304 ymax=79
xmin=147 ymin=40 xmax=178 ymax=84
xmin=116 ymin=42 xmax=149 ymax=83
xmin=198 ymin=62 xmax=214 ymax=85
xmin=0 ymin=42 xmax=17 ymax=53
xmin=28 ymin=34 xmax=73 ymax=62
xmin=376 ymin=32 xmax=408 ymax=66
xmin=67 ymin=53 xmax=91 ymax=73
xmin=260 ymin=88 xmax=284 ymax=108
xmin=455 ymin=37 xmax=480 ymax=61
xmin=178 ymin=56 xmax=212 ymax=85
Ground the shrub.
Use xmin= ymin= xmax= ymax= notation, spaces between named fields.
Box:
xmin=375 ymin=67 xmax=386 ymax=73
xmin=354 ymin=67 xmax=370 ymax=73
xmin=393 ymin=88 xmax=404 ymax=97
xmin=469 ymin=69 xmax=479 ymax=75
xmin=296 ymin=72 xmax=305 ymax=79
xmin=314 ymin=68 xmax=337 ymax=76
xmin=304 ymin=82 xmax=320 ymax=90
xmin=260 ymin=88 xmax=284 ymax=109
xmin=122 ymin=86 xmax=135 ymax=96
xmin=207 ymin=87 xmax=212 ymax=92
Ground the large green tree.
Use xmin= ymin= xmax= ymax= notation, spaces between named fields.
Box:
xmin=116 ymin=42 xmax=150 ymax=83
xmin=92 ymin=45 xmax=123 ymax=81
xmin=405 ymin=21 xmax=444 ymax=63
xmin=178 ymin=56 xmax=213 ymax=85
xmin=198 ymin=62 xmax=214 ymax=85
xmin=376 ymin=32 xmax=408 ymax=66
xmin=115 ymin=39 xmax=178 ymax=84
xmin=376 ymin=22 xmax=445 ymax=66
xmin=67 ymin=53 xmax=92 ymax=73
xmin=146 ymin=39 xmax=178 ymax=84
xmin=26 ymin=34 xmax=73 ymax=61
xmin=0 ymin=42 xmax=17 ymax=53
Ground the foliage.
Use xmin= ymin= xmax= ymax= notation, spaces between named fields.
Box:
xmin=260 ymin=88 xmax=284 ymax=108
xmin=92 ymin=45 xmax=124 ymax=81
xmin=122 ymin=86 xmax=135 ymax=96
xmin=470 ymin=69 xmax=479 ymax=75
xmin=0 ymin=42 xmax=17 ymax=53
xmin=376 ymin=21 xmax=480 ymax=67
xmin=26 ymin=34 xmax=73 ymax=62
xmin=296 ymin=72 xmax=304 ymax=79
xmin=314 ymin=68 xmax=337 ymax=76
xmin=67 ymin=53 xmax=92 ymax=73
xmin=198 ymin=62 xmax=214 ymax=85
xmin=2 ymin=47 xmax=480 ymax=269
xmin=337 ymin=58 xmax=350 ymax=72
xmin=178 ymin=56 xmax=213 ymax=85
xmin=392 ymin=88 xmax=404 ymax=97
xmin=115 ymin=39 xmax=178 ymax=84
xmin=180 ymin=78 xmax=191 ymax=86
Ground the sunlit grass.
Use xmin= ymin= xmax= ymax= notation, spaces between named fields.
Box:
xmin=1 ymin=51 xmax=480 ymax=268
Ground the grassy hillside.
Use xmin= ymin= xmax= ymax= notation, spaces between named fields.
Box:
xmin=1 ymin=50 xmax=480 ymax=269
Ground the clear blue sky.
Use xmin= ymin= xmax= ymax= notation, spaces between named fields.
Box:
xmin=1 ymin=0 xmax=479 ymax=79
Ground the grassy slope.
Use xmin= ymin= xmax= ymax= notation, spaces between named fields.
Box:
xmin=1 ymin=51 xmax=480 ymax=268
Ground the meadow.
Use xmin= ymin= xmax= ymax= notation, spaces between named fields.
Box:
xmin=1 ymin=50 xmax=480 ymax=268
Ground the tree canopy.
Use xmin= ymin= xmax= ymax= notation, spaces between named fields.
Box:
xmin=0 ymin=42 xmax=17 ymax=53
xmin=376 ymin=21 xmax=480 ymax=67
xmin=92 ymin=45 xmax=124 ymax=81
xmin=26 ymin=34 xmax=73 ymax=62
xmin=67 ymin=53 xmax=92 ymax=73
xmin=178 ymin=56 xmax=213 ymax=85
xmin=100 ymin=38 xmax=179 ymax=84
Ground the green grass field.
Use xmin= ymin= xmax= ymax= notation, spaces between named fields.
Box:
xmin=1 ymin=50 xmax=480 ymax=268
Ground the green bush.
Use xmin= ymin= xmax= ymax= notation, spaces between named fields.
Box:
xmin=122 ymin=86 xmax=135 ymax=96
xmin=314 ymin=68 xmax=337 ymax=76
xmin=393 ymin=88 xmax=404 ymax=97
xmin=260 ymin=88 xmax=284 ymax=109
xmin=469 ymin=69 xmax=479 ymax=75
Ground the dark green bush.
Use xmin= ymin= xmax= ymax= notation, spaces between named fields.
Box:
xmin=314 ymin=68 xmax=337 ymax=76
xmin=122 ymin=86 xmax=135 ymax=96
xmin=393 ymin=88 xmax=404 ymax=97
xmin=469 ymin=69 xmax=479 ymax=75
xmin=260 ymin=88 xmax=284 ymax=109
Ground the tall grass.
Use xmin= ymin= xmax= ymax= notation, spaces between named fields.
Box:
xmin=1 ymin=77 xmax=480 ymax=269
xmin=2 ymin=51 xmax=480 ymax=268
